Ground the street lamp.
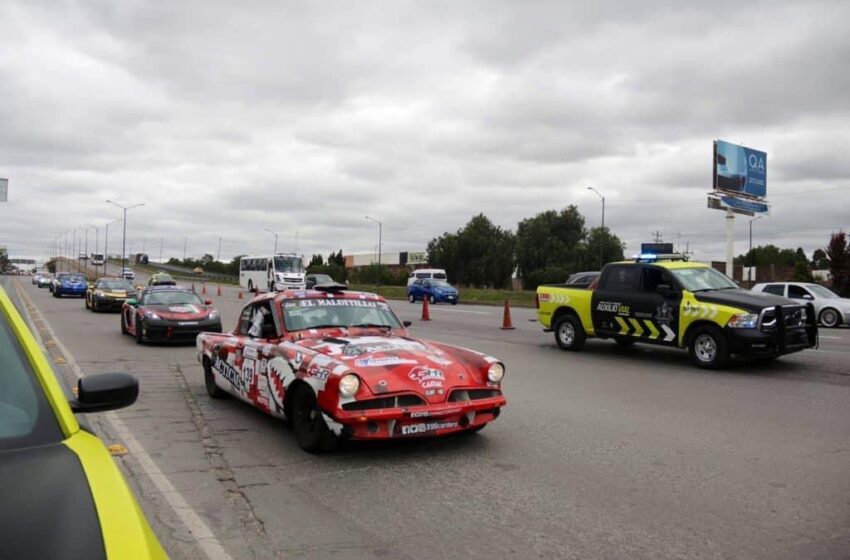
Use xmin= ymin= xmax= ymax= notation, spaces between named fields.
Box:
xmin=103 ymin=218 xmax=120 ymax=277
xmin=748 ymin=215 xmax=764 ymax=284
xmin=365 ymin=216 xmax=382 ymax=286
xmin=264 ymin=228 xmax=279 ymax=254
xmin=106 ymin=200 xmax=145 ymax=275
xmin=586 ymin=186 xmax=606 ymax=267
xmin=83 ymin=223 xmax=95 ymax=272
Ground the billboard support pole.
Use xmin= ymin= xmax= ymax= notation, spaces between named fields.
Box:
xmin=725 ymin=208 xmax=735 ymax=279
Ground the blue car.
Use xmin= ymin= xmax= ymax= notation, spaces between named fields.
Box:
xmin=53 ymin=273 xmax=87 ymax=298
xmin=408 ymin=278 xmax=459 ymax=305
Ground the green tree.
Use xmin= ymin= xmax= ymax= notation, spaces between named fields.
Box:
xmin=515 ymin=206 xmax=586 ymax=289
xmin=427 ymin=214 xmax=515 ymax=288
xmin=811 ymin=248 xmax=829 ymax=269
xmin=309 ymin=254 xmax=324 ymax=267
xmin=792 ymin=260 xmax=814 ymax=282
xmin=582 ymin=227 xmax=626 ymax=271
xmin=826 ymin=231 xmax=850 ymax=296
xmin=735 ymin=244 xmax=799 ymax=267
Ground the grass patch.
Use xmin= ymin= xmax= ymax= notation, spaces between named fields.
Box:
xmin=349 ymin=284 xmax=536 ymax=308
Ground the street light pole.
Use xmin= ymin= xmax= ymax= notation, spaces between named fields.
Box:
xmin=264 ymin=229 xmax=278 ymax=254
xmin=365 ymin=216 xmax=382 ymax=286
xmin=106 ymin=200 xmax=145 ymax=275
xmin=748 ymin=215 xmax=764 ymax=284
xmin=587 ymin=187 xmax=606 ymax=268
xmin=103 ymin=219 xmax=119 ymax=277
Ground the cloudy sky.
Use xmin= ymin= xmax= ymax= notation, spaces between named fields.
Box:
xmin=1 ymin=0 xmax=848 ymax=266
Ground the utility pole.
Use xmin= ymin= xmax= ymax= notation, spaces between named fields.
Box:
xmin=652 ymin=230 xmax=664 ymax=243
xmin=748 ymin=215 xmax=764 ymax=284
xmin=365 ymin=216 xmax=382 ymax=286
xmin=587 ymin=187 xmax=605 ymax=267
xmin=264 ymin=229 xmax=278 ymax=254
xmin=106 ymin=200 xmax=145 ymax=275
xmin=160 ymin=237 xmax=164 ymax=264
xmin=183 ymin=237 xmax=188 ymax=261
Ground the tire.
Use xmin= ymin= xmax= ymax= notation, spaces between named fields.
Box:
xmin=203 ymin=359 xmax=228 ymax=399
xmin=429 ymin=294 xmax=436 ymax=305
xmin=614 ymin=337 xmax=636 ymax=346
xmin=688 ymin=325 xmax=730 ymax=369
xmin=451 ymin=300 xmax=458 ymax=305
xmin=134 ymin=316 xmax=144 ymax=344
xmin=85 ymin=295 xmax=91 ymax=310
xmin=92 ymin=299 xmax=99 ymax=313
xmin=408 ymin=293 xmax=416 ymax=303
xmin=554 ymin=315 xmax=586 ymax=351
xmin=53 ymin=290 xmax=60 ymax=298
xmin=818 ymin=308 xmax=841 ymax=328
xmin=121 ymin=313 xmax=129 ymax=334
xmin=290 ymin=386 xmax=338 ymax=453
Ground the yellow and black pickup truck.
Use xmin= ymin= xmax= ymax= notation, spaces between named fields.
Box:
xmin=536 ymin=256 xmax=818 ymax=369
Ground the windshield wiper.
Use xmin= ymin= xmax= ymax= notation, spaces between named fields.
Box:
xmin=351 ymin=323 xmax=392 ymax=331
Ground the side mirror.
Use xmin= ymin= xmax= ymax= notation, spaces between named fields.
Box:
xmin=70 ymin=373 xmax=139 ymax=413
xmin=126 ymin=299 xmax=138 ymax=307
xmin=801 ymin=294 xmax=814 ymax=300
xmin=403 ymin=320 xmax=412 ymax=327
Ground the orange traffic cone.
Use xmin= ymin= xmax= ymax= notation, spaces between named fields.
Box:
xmin=238 ymin=290 xmax=243 ymax=299
xmin=500 ymin=299 xmax=515 ymax=330
xmin=202 ymin=283 xmax=207 ymax=295
xmin=421 ymin=296 xmax=431 ymax=321
xmin=216 ymin=285 xmax=222 ymax=297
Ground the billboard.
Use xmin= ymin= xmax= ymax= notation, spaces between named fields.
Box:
xmin=0 ymin=178 xmax=7 ymax=202
xmin=713 ymin=140 xmax=767 ymax=199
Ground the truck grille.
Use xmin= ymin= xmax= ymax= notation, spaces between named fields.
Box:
xmin=760 ymin=305 xmax=806 ymax=331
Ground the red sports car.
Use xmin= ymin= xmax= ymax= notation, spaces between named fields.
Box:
xmin=196 ymin=285 xmax=506 ymax=452
xmin=121 ymin=286 xmax=222 ymax=344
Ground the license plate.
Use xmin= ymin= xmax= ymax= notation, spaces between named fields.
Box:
xmin=178 ymin=321 xmax=199 ymax=326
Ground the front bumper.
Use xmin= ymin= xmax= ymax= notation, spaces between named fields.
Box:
xmin=332 ymin=393 xmax=506 ymax=440
xmin=727 ymin=326 xmax=817 ymax=356
xmin=56 ymin=286 xmax=86 ymax=296
xmin=93 ymin=295 xmax=128 ymax=311
xmin=436 ymin=292 xmax=459 ymax=303
xmin=273 ymin=281 xmax=306 ymax=291
xmin=141 ymin=318 xmax=223 ymax=343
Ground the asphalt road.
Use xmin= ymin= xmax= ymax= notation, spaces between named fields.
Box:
xmin=6 ymin=271 xmax=850 ymax=560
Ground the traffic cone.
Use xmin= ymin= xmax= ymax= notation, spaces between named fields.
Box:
xmin=421 ymin=296 xmax=431 ymax=321
xmin=500 ymin=299 xmax=515 ymax=330
xmin=216 ymin=285 xmax=222 ymax=297
xmin=238 ymin=290 xmax=243 ymax=299
xmin=202 ymin=283 xmax=207 ymax=295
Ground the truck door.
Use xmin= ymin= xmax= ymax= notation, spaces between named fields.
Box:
xmin=633 ymin=266 xmax=681 ymax=345
xmin=591 ymin=264 xmax=641 ymax=337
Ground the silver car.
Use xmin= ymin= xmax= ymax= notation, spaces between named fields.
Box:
xmin=751 ymin=282 xmax=850 ymax=328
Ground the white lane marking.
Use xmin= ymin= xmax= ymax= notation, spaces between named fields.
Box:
xmin=431 ymin=308 xmax=492 ymax=315
xmin=14 ymin=281 xmax=233 ymax=560
xmin=819 ymin=335 xmax=843 ymax=340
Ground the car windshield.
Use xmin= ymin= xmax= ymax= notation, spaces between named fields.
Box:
xmin=671 ymin=267 xmax=738 ymax=292
xmin=98 ymin=279 xmax=134 ymax=290
xmin=142 ymin=291 xmax=203 ymax=306
xmin=56 ymin=273 xmax=69 ymax=280
xmin=67 ymin=275 xmax=85 ymax=282
xmin=273 ymin=256 xmax=304 ymax=273
xmin=282 ymin=298 xmax=402 ymax=332
xmin=430 ymin=280 xmax=452 ymax=288
xmin=807 ymin=285 xmax=839 ymax=298
xmin=0 ymin=311 xmax=62 ymax=450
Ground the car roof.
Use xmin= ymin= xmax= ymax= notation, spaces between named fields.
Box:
xmin=142 ymin=285 xmax=194 ymax=294
xmin=269 ymin=288 xmax=387 ymax=304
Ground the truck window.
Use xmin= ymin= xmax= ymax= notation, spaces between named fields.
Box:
xmin=602 ymin=266 xmax=640 ymax=292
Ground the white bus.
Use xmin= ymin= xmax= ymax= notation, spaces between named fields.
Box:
xmin=239 ymin=254 xmax=306 ymax=292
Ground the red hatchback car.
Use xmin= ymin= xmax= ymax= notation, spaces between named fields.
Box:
xmin=197 ymin=285 xmax=506 ymax=452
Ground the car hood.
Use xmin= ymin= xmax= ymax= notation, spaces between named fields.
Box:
xmin=141 ymin=303 xmax=211 ymax=321
xmin=295 ymin=334 xmax=490 ymax=403
xmin=694 ymin=289 xmax=797 ymax=313
xmin=95 ymin=290 xmax=132 ymax=298
xmin=0 ymin=443 xmax=104 ymax=559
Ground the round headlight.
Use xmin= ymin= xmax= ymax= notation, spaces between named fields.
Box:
xmin=487 ymin=362 xmax=505 ymax=383
xmin=339 ymin=374 xmax=360 ymax=397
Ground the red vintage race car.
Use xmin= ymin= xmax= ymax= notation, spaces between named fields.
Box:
xmin=196 ymin=285 xmax=506 ymax=452
xmin=121 ymin=286 xmax=223 ymax=344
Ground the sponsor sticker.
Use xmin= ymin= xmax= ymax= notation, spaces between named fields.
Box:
xmin=401 ymin=421 xmax=459 ymax=435
xmin=408 ymin=366 xmax=445 ymax=389
xmin=354 ymin=356 xmax=418 ymax=368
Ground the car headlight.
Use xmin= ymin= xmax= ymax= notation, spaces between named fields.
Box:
xmin=487 ymin=362 xmax=505 ymax=383
xmin=95 ymin=290 xmax=105 ymax=297
xmin=728 ymin=313 xmax=759 ymax=329
xmin=339 ymin=374 xmax=360 ymax=397
xmin=144 ymin=311 xmax=161 ymax=320
xmin=208 ymin=309 xmax=220 ymax=320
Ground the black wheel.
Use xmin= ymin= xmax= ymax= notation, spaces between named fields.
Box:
xmin=120 ymin=312 xmax=129 ymax=334
xmin=290 ymin=386 xmax=337 ymax=453
xmin=614 ymin=337 xmax=636 ymax=346
xmin=92 ymin=299 xmax=99 ymax=313
xmin=688 ymin=325 xmax=730 ymax=369
xmin=134 ymin=316 xmax=144 ymax=344
xmin=53 ymin=290 xmax=60 ymax=298
xmin=451 ymin=300 xmax=458 ymax=305
xmin=554 ymin=315 xmax=586 ymax=351
xmin=408 ymin=293 xmax=416 ymax=304
xmin=429 ymin=294 xmax=436 ymax=305
xmin=818 ymin=308 xmax=841 ymax=328
xmin=203 ymin=359 xmax=228 ymax=399
xmin=85 ymin=295 xmax=91 ymax=310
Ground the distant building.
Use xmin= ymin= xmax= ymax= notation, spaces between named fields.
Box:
xmin=344 ymin=251 xmax=428 ymax=273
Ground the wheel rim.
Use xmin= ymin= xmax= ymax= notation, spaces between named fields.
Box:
xmin=821 ymin=309 xmax=838 ymax=327
xmin=558 ymin=322 xmax=575 ymax=346
xmin=695 ymin=334 xmax=717 ymax=363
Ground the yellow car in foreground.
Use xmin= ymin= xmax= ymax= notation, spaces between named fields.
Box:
xmin=0 ymin=285 xmax=166 ymax=559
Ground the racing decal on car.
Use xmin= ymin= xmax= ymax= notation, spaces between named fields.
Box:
xmin=267 ymin=356 xmax=294 ymax=413
xmin=596 ymin=301 xmax=630 ymax=316
xmin=212 ymin=354 xmax=243 ymax=390
xmin=354 ymin=356 xmax=419 ymax=368
xmin=408 ymin=366 xmax=445 ymax=390
xmin=400 ymin=421 xmax=458 ymax=435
